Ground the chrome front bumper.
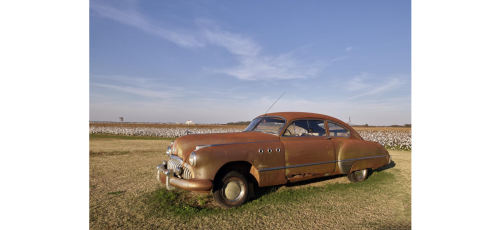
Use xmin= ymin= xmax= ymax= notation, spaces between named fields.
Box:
xmin=156 ymin=162 xmax=213 ymax=192
xmin=156 ymin=164 xmax=176 ymax=190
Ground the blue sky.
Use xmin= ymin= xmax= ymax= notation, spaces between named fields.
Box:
xmin=90 ymin=0 xmax=411 ymax=125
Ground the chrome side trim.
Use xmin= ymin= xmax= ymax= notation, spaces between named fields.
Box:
xmin=195 ymin=141 xmax=279 ymax=150
xmin=339 ymin=155 xmax=387 ymax=174
xmin=285 ymin=160 xmax=338 ymax=169
xmin=258 ymin=166 xmax=284 ymax=172
xmin=256 ymin=155 xmax=388 ymax=172
xmin=338 ymin=155 xmax=386 ymax=162
xmin=196 ymin=145 xmax=208 ymax=150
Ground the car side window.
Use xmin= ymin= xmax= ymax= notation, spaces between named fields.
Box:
xmin=328 ymin=121 xmax=350 ymax=137
xmin=283 ymin=120 xmax=326 ymax=137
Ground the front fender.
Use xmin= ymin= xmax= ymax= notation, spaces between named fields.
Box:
xmin=191 ymin=141 xmax=285 ymax=185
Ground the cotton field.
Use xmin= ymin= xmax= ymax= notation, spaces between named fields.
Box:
xmin=89 ymin=126 xmax=243 ymax=138
xmin=356 ymin=130 xmax=411 ymax=150
xmin=89 ymin=126 xmax=411 ymax=150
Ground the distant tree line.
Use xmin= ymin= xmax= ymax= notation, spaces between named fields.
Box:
xmin=391 ymin=124 xmax=411 ymax=127
xmin=226 ymin=121 xmax=252 ymax=126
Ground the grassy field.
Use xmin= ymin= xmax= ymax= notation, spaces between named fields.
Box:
xmin=89 ymin=136 xmax=411 ymax=229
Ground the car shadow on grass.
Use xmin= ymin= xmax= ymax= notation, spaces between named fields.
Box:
xmin=249 ymin=160 xmax=397 ymax=201
xmin=375 ymin=160 xmax=396 ymax=172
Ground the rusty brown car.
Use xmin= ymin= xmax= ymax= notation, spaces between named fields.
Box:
xmin=156 ymin=112 xmax=391 ymax=208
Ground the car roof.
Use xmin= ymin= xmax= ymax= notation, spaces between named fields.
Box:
xmin=257 ymin=112 xmax=362 ymax=140
xmin=259 ymin=112 xmax=346 ymax=125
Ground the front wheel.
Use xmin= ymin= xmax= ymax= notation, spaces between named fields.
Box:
xmin=347 ymin=168 xmax=368 ymax=183
xmin=213 ymin=171 xmax=249 ymax=208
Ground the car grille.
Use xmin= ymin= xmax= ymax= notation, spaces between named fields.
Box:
xmin=167 ymin=158 xmax=192 ymax=179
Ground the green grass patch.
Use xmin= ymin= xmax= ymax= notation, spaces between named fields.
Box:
xmin=145 ymin=189 xmax=210 ymax=216
xmin=384 ymin=145 xmax=411 ymax=151
xmin=142 ymin=170 xmax=396 ymax=217
xmin=89 ymin=134 xmax=175 ymax=141
xmin=251 ymin=170 xmax=395 ymax=206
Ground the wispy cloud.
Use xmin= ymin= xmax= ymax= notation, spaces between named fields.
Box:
xmin=91 ymin=83 xmax=177 ymax=99
xmin=345 ymin=46 xmax=353 ymax=52
xmin=92 ymin=75 xmax=183 ymax=90
xmin=344 ymin=73 xmax=371 ymax=91
xmin=90 ymin=1 xmax=205 ymax=48
xmin=90 ymin=1 xmax=336 ymax=81
xmin=344 ymin=73 xmax=406 ymax=99
xmin=90 ymin=75 xmax=185 ymax=100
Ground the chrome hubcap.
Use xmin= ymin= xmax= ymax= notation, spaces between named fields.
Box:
xmin=223 ymin=179 xmax=245 ymax=202
xmin=355 ymin=169 xmax=367 ymax=180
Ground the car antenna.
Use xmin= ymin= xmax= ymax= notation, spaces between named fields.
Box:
xmin=264 ymin=92 xmax=286 ymax=116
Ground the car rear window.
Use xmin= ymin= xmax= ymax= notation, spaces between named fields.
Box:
xmin=328 ymin=121 xmax=350 ymax=137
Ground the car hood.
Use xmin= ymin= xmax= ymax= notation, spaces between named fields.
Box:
xmin=172 ymin=132 xmax=279 ymax=159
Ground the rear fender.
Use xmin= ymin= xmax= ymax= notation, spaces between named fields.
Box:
xmin=337 ymin=140 xmax=388 ymax=174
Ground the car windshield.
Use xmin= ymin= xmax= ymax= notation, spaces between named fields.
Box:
xmin=243 ymin=117 xmax=286 ymax=135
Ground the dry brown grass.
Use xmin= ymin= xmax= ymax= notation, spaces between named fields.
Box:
xmin=89 ymin=137 xmax=411 ymax=229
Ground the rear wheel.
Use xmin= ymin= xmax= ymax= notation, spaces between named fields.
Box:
xmin=213 ymin=171 xmax=249 ymax=208
xmin=348 ymin=168 xmax=368 ymax=183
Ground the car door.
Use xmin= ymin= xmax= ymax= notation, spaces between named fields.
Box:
xmin=280 ymin=119 xmax=336 ymax=181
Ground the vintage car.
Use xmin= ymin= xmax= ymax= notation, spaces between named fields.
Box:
xmin=156 ymin=112 xmax=391 ymax=208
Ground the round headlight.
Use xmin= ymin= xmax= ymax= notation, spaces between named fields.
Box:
xmin=189 ymin=152 xmax=196 ymax=166
xmin=166 ymin=146 xmax=172 ymax=156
